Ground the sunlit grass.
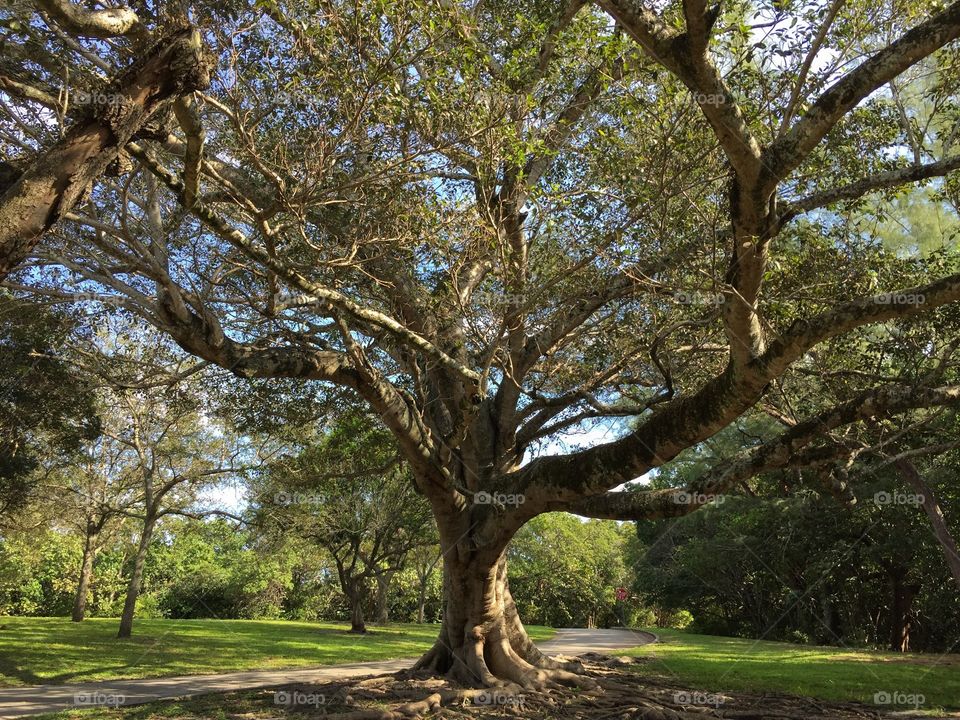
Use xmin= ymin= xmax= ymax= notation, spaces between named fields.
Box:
xmin=627 ymin=628 xmax=960 ymax=715
xmin=0 ymin=617 xmax=554 ymax=686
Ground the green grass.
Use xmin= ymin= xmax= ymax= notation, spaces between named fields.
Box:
xmin=628 ymin=628 xmax=960 ymax=715
xmin=0 ymin=617 xmax=555 ymax=686
xmin=31 ymin=690 xmax=280 ymax=720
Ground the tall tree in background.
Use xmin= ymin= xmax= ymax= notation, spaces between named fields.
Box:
xmin=0 ymin=294 xmax=99 ymax=521
xmin=4 ymin=0 xmax=960 ymax=694
xmin=45 ymin=434 xmax=140 ymax=622
xmin=110 ymin=380 xmax=242 ymax=639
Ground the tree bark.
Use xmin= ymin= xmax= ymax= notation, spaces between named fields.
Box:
xmin=416 ymin=588 xmax=427 ymax=625
xmin=413 ymin=539 xmax=585 ymax=690
xmin=0 ymin=27 xmax=210 ymax=280
xmin=374 ymin=570 xmax=394 ymax=624
xmin=71 ymin=521 xmax=100 ymax=622
xmin=347 ymin=586 xmax=367 ymax=634
xmin=117 ymin=514 xmax=157 ymax=639
xmin=895 ymin=459 xmax=960 ymax=589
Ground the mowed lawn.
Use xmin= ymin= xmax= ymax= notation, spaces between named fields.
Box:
xmin=629 ymin=628 xmax=960 ymax=714
xmin=0 ymin=617 xmax=555 ymax=686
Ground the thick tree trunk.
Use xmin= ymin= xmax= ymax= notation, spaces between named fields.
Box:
xmin=72 ymin=522 xmax=100 ymax=622
xmin=0 ymin=28 xmax=210 ymax=280
xmin=413 ymin=547 xmax=586 ymax=691
xmin=117 ymin=515 xmax=157 ymax=639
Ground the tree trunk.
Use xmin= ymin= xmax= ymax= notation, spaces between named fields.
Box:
xmin=0 ymin=28 xmax=209 ymax=280
xmin=895 ymin=459 xmax=960 ymax=589
xmin=117 ymin=515 xmax=157 ymax=639
xmin=413 ymin=546 xmax=586 ymax=690
xmin=348 ymin=587 xmax=367 ymax=634
xmin=888 ymin=568 xmax=919 ymax=653
xmin=374 ymin=570 xmax=393 ymax=624
xmin=416 ymin=580 xmax=428 ymax=624
xmin=72 ymin=521 xmax=100 ymax=622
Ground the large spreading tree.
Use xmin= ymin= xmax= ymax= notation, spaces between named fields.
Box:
xmin=5 ymin=0 xmax=960 ymax=695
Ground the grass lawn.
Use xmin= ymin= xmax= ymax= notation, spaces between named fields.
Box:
xmin=628 ymin=628 xmax=960 ymax=715
xmin=0 ymin=617 xmax=555 ymax=686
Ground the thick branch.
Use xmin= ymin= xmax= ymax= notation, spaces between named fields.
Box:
xmin=597 ymin=0 xmax=762 ymax=179
xmin=571 ymin=384 xmax=960 ymax=521
xmin=33 ymin=0 xmax=141 ymax=38
xmin=512 ymin=271 xmax=960 ymax=508
xmin=0 ymin=28 xmax=210 ymax=280
xmin=766 ymin=1 xmax=960 ymax=183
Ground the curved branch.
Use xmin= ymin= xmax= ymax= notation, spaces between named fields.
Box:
xmin=33 ymin=0 xmax=141 ymax=38
xmin=569 ymin=383 xmax=960 ymax=521
xmin=766 ymin=1 xmax=960 ymax=184
xmin=511 ymin=271 xmax=960 ymax=507
xmin=780 ymin=155 xmax=960 ymax=225
xmin=127 ymin=142 xmax=482 ymax=387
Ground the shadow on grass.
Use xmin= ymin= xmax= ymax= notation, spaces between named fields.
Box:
xmin=0 ymin=654 xmax=43 ymax=685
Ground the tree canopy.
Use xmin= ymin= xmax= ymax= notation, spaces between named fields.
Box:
xmin=3 ymin=0 xmax=960 ymax=692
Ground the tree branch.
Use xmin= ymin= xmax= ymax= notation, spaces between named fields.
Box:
xmin=780 ymin=155 xmax=960 ymax=225
xmin=569 ymin=383 xmax=960 ymax=521
xmin=32 ymin=0 xmax=141 ymax=38
xmin=765 ymin=1 xmax=960 ymax=184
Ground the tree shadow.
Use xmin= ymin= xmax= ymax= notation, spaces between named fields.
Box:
xmin=0 ymin=654 xmax=43 ymax=685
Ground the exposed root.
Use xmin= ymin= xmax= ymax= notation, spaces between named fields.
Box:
xmin=269 ymin=652 xmax=904 ymax=720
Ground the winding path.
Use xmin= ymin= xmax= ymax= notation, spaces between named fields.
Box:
xmin=0 ymin=628 xmax=655 ymax=718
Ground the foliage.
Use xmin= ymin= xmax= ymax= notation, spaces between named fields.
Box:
xmin=0 ymin=295 xmax=99 ymax=519
xmin=509 ymin=514 xmax=633 ymax=628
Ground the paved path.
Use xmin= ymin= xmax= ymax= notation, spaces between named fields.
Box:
xmin=0 ymin=628 xmax=654 ymax=718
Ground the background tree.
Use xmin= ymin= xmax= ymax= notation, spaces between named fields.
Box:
xmin=0 ymin=294 xmax=99 ymax=521
xmin=509 ymin=514 xmax=632 ymax=628
xmin=258 ymin=412 xmax=435 ymax=633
